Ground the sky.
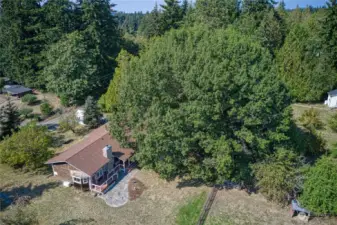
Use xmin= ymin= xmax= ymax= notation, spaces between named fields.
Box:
xmin=113 ymin=0 xmax=328 ymax=13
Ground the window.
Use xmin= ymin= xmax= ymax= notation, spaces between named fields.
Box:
xmin=72 ymin=177 xmax=81 ymax=184
xmin=83 ymin=177 xmax=89 ymax=184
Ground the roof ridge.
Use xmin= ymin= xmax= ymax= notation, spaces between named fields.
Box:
xmin=66 ymin=128 xmax=109 ymax=163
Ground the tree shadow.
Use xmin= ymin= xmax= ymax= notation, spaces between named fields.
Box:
xmin=59 ymin=218 xmax=96 ymax=225
xmin=176 ymin=179 xmax=204 ymax=189
xmin=0 ymin=182 xmax=59 ymax=210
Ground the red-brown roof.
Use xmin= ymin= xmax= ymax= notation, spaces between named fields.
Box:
xmin=46 ymin=125 xmax=134 ymax=176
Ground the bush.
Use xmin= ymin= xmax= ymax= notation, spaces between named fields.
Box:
xmin=21 ymin=94 xmax=37 ymax=105
xmin=19 ymin=108 xmax=33 ymax=119
xmin=300 ymin=156 xmax=337 ymax=215
xmin=60 ymin=94 xmax=70 ymax=107
xmin=298 ymin=108 xmax=324 ymax=131
xmin=40 ymin=102 xmax=53 ymax=116
xmin=252 ymin=149 xmax=299 ymax=204
xmin=328 ymin=113 xmax=337 ymax=132
xmin=0 ymin=123 xmax=53 ymax=170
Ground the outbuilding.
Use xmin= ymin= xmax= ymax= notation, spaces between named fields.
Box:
xmin=325 ymin=89 xmax=337 ymax=108
xmin=2 ymin=85 xmax=32 ymax=97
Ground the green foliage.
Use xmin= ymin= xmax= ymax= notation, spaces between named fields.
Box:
xmin=176 ymin=192 xmax=206 ymax=225
xmin=276 ymin=14 xmax=336 ymax=102
xmin=109 ymin=26 xmax=292 ymax=183
xmin=0 ymin=123 xmax=53 ymax=170
xmin=83 ymin=96 xmax=101 ymax=129
xmin=43 ymin=31 xmax=98 ymax=104
xmin=0 ymin=98 xmax=20 ymax=139
xmin=0 ymin=78 xmax=5 ymax=89
xmin=115 ymin=12 xmax=145 ymax=35
xmin=19 ymin=108 xmax=34 ymax=119
xmin=252 ymin=149 xmax=299 ymax=204
xmin=298 ymin=108 xmax=324 ymax=130
xmin=195 ymin=0 xmax=240 ymax=28
xmin=60 ymin=94 xmax=70 ymax=107
xmin=59 ymin=113 xmax=78 ymax=133
xmin=99 ymin=50 xmax=132 ymax=112
xmin=300 ymin=156 xmax=337 ymax=215
xmin=138 ymin=4 xmax=162 ymax=38
xmin=328 ymin=113 xmax=337 ymax=132
xmin=21 ymin=94 xmax=38 ymax=105
xmin=0 ymin=207 xmax=38 ymax=225
xmin=322 ymin=0 xmax=337 ymax=70
xmin=40 ymin=102 xmax=53 ymax=116
xmin=160 ymin=0 xmax=184 ymax=32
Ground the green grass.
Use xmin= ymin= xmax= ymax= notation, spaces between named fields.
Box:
xmin=176 ymin=191 xmax=207 ymax=225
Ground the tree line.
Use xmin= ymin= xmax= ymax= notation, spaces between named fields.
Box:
xmin=0 ymin=0 xmax=122 ymax=105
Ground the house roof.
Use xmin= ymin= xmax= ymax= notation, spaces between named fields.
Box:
xmin=46 ymin=125 xmax=134 ymax=176
xmin=328 ymin=89 xmax=337 ymax=96
xmin=3 ymin=85 xmax=32 ymax=95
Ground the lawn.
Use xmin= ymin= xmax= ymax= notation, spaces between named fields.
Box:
xmin=292 ymin=103 xmax=337 ymax=149
xmin=176 ymin=191 xmax=206 ymax=225
xmin=0 ymin=164 xmax=209 ymax=225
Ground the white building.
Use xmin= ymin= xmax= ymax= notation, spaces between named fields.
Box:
xmin=76 ymin=109 xmax=85 ymax=125
xmin=325 ymin=90 xmax=337 ymax=108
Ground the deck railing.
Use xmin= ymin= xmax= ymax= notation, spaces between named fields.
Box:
xmin=91 ymin=164 xmax=121 ymax=193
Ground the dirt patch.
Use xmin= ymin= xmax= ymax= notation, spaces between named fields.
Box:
xmin=128 ymin=178 xmax=146 ymax=201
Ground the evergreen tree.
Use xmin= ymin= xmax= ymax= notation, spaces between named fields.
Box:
xmin=0 ymin=98 xmax=20 ymax=139
xmin=138 ymin=3 xmax=162 ymax=38
xmin=83 ymin=96 xmax=101 ymax=129
xmin=322 ymin=0 xmax=337 ymax=69
xmin=242 ymin=0 xmax=275 ymax=14
xmin=195 ymin=0 xmax=240 ymax=28
xmin=0 ymin=0 xmax=44 ymax=87
xmin=160 ymin=0 xmax=183 ymax=32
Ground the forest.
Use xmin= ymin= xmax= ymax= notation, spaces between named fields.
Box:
xmin=0 ymin=0 xmax=337 ymax=217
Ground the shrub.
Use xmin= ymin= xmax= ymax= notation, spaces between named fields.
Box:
xmin=19 ymin=108 xmax=33 ymax=119
xmin=300 ymin=156 xmax=337 ymax=215
xmin=252 ymin=149 xmax=300 ymax=204
xmin=40 ymin=102 xmax=53 ymax=116
xmin=60 ymin=94 xmax=70 ymax=107
xmin=21 ymin=94 xmax=37 ymax=105
xmin=328 ymin=113 xmax=337 ymax=132
xmin=298 ymin=108 xmax=324 ymax=130
xmin=0 ymin=123 xmax=53 ymax=170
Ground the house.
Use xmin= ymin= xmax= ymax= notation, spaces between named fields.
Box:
xmin=46 ymin=125 xmax=134 ymax=193
xmin=2 ymin=85 xmax=32 ymax=97
xmin=325 ymin=89 xmax=337 ymax=108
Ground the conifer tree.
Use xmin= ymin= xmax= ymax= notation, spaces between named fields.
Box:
xmin=322 ymin=0 xmax=337 ymax=69
xmin=138 ymin=3 xmax=162 ymax=37
xmin=83 ymin=96 xmax=101 ymax=129
xmin=160 ymin=0 xmax=183 ymax=32
xmin=0 ymin=98 xmax=20 ymax=139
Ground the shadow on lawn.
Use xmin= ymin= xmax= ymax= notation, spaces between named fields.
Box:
xmin=176 ymin=179 xmax=204 ymax=189
xmin=59 ymin=218 xmax=96 ymax=225
xmin=0 ymin=182 xmax=59 ymax=210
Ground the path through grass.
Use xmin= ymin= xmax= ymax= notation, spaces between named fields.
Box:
xmin=176 ymin=191 xmax=207 ymax=225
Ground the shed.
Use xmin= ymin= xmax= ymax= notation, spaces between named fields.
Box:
xmin=3 ymin=85 xmax=32 ymax=97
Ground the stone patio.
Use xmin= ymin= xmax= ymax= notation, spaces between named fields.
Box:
xmin=100 ymin=169 xmax=138 ymax=207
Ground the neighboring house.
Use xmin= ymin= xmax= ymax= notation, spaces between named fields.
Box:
xmin=2 ymin=85 xmax=32 ymax=97
xmin=46 ymin=125 xmax=134 ymax=194
xmin=325 ymin=89 xmax=337 ymax=108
